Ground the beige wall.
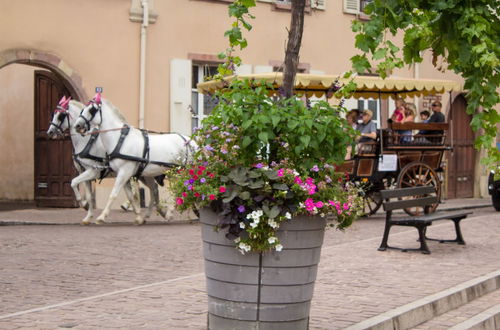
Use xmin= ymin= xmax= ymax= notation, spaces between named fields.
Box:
xmin=1 ymin=0 xmax=486 ymax=203
xmin=0 ymin=64 xmax=36 ymax=200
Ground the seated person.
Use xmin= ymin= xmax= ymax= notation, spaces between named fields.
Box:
xmin=390 ymin=97 xmax=405 ymax=123
xmin=356 ymin=109 xmax=377 ymax=143
xmin=401 ymin=104 xmax=416 ymax=143
xmin=417 ymin=110 xmax=431 ymax=137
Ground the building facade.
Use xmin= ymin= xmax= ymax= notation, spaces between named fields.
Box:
xmin=0 ymin=0 xmax=490 ymax=207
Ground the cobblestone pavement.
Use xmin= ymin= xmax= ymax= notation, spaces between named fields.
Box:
xmin=0 ymin=201 xmax=497 ymax=329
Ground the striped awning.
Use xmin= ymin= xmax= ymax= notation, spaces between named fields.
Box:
xmin=197 ymin=73 xmax=463 ymax=99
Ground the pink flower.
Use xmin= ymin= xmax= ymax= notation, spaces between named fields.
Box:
xmin=209 ymin=194 xmax=216 ymax=200
xmin=219 ymin=186 xmax=226 ymax=193
xmin=343 ymin=203 xmax=350 ymax=210
xmin=277 ymin=168 xmax=285 ymax=177
xmin=294 ymin=176 xmax=303 ymax=184
xmin=315 ymin=201 xmax=324 ymax=208
xmin=176 ymin=197 xmax=184 ymax=205
xmin=182 ymin=192 xmax=187 ymax=197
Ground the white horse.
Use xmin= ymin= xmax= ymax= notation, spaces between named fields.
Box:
xmin=47 ymin=96 xmax=167 ymax=224
xmin=73 ymin=94 xmax=195 ymax=224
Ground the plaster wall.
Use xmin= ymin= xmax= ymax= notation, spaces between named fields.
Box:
xmin=0 ymin=64 xmax=36 ymax=200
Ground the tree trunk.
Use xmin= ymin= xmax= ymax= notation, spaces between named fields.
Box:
xmin=282 ymin=0 xmax=306 ymax=98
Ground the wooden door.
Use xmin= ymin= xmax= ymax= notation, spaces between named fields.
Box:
xmin=447 ymin=95 xmax=475 ymax=198
xmin=34 ymin=70 xmax=78 ymax=207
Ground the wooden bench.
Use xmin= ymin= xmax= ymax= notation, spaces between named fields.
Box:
xmin=378 ymin=186 xmax=472 ymax=254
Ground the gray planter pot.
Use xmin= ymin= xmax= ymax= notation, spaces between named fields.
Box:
xmin=200 ymin=208 xmax=327 ymax=330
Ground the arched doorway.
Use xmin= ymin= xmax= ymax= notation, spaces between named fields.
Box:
xmin=447 ymin=94 xmax=475 ymax=198
xmin=34 ymin=70 xmax=78 ymax=207
xmin=0 ymin=49 xmax=86 ymax=207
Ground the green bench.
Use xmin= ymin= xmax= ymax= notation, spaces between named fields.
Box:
xmin=378 ymin=186 xmax=472 ymax=254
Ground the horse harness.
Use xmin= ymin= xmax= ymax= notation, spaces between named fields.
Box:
xmin=73 ymin=128 xmax=110 ymax=180
xmin=107 ymin=124 xmax=188 ymax=178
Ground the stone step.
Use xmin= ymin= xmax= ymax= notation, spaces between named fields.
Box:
xmin=411 ymin=289 xmax=500 ymax=329
xmin=344 ymin=269 xmax=500 ymax=330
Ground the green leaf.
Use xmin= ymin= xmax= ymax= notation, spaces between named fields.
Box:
xmin=300 ymin=135 xmax=311 ymax=148
xmin=258 ymin=131 xmax=268 ymax=143
xmin=242 ymin=136 xmax=252 ymax=148
xmin=272 ymin=183 xmax=289 ymax=191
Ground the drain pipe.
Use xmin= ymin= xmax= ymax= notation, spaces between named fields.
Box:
xmin=138 ymin=0 xmax=149 ymax=129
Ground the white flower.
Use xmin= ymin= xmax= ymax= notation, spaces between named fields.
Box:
xmin=268 ymin=236 xmax=277 ymax=244
xmin=250 ymin=220 xmax=259 ymax=228
xmin=238 ymin=242 xmax=251 ymax=254
xmin=268 ymin=219 xmax=278 ymax=229
xmin=285 ymin=212 xmax=292 ymax=219
xmin=275 ymin=244 xmax=283 ymax=252
xmin=239 ymin=222 xmax=246 ymax=229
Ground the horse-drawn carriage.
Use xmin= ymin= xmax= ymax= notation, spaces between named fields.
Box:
xmin=198 ymin=73 xmax=462 ymax=216
xmin=337 ymin=121 xmax=450 ymax=216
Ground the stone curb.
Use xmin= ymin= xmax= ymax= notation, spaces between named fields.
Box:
xmin=344 ymin=269 xmax=500 ymax=330
xmin=0 ymin=219 xmax=198 ymax=226
xmin=449 ymin=303 xmax=500 ymax=330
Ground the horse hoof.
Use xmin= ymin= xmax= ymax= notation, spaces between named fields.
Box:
xmin=134 ymin=219 xmax=145 ymax=225
xmin=96 ymin=219 xmax=106 ymax=225
xmin=81 ymin=220 xmax=91 ymax=226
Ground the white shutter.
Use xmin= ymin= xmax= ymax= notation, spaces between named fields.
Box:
xmin=170 ymin=58 xmax=192 ymax=136
xmin=235 ymin=64 xmax=252 ymax=75
xmin=343 ymin=0 xmax=359 ymax=14
xmin=312 ymin=0 xmax=326 ymax=10
xmin=254 ymin=65 xmax=273 ymax=73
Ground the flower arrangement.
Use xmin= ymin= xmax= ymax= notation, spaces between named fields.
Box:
xmin=167 ymin=79 xmax=363 ymax=253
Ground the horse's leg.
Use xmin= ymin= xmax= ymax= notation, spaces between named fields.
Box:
xmin=71 ymin=169 xmax=100 ymax=225
xmin=123 ymin=180 xmax=144 ymax=225
xmin=140 ymin=177 xmax=167 ymax=219
xmin=96 ymin=170 xmax=133 ymax=224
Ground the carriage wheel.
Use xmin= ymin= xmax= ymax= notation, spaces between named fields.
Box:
xmin=362 ymin=190 xmax=383 ymax=216
xmin=362 ymin=177 xmax=393 ymax=216
xmin=396 ymin=162 xmax=441 ymax=216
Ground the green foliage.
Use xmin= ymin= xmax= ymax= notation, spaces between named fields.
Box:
xmin=350 ymin=0 xmax=500 ymax=170
xmin=166 ymin=80 xmax=361 ymax=253
xmin=216 ymin=0 xmax=256 ymax=78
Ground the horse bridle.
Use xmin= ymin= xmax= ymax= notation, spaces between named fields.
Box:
xmin=78 ymin=101 xmax=102 ymax=132
xmin=50 ymin=106 xmax=71 ymax=136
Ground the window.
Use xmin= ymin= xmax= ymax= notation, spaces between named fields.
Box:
xmin=258 ymin=0 xmax=326 ymax=10
xmin=343 ymin=0 xmax=372 ymax=15
xmin=191 ymin=64 xmax=219 ymax=131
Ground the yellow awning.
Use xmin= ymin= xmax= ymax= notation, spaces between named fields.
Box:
xmin=197 ymin=73 xmax=463 ymax=99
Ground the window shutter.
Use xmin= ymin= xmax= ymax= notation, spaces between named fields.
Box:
xmin=343 ymin=0 xmax=359 ymax=14
xmin=312 ymin=0 xmax=326 ymax=10
xmin=235 ymin=64 xmax=252 ymax=75
xmin=170 ymin=58 xmax=192 ymax=136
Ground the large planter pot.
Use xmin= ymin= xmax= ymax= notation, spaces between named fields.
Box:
xmin=200 ymin=208 xmax=327 ymax=330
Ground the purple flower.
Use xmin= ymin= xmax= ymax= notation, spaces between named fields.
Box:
xmin=255 ymin=163 xmax=264 ymax=169
xmin=204 ymin=145 xmax=214 ymax=152
xmin=189 ymin=179 xmax=195 ymax=184
xmin=311 ymin=165 xmax=320 ymax=172
xmin=200 ymin=178 xmax=206 ymax=183
xmin=184 ymin=180 xmax=190 ymax=186
xmin=238 ymin=205 xmax=246 ymax=213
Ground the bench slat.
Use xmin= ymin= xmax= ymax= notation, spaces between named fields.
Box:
xmin=380 ymin=186 xmax=436 ymax=199
xmin=383 ymin=196 xmax=439 ymax=211
xmin=410 ymin=210 xmax=473 ymax=221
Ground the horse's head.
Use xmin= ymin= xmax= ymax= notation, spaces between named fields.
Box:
xmin=74 ymin=93 xmax=102 ymax=134
xmin=47 ymin=96 xmax=72 ymax=139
